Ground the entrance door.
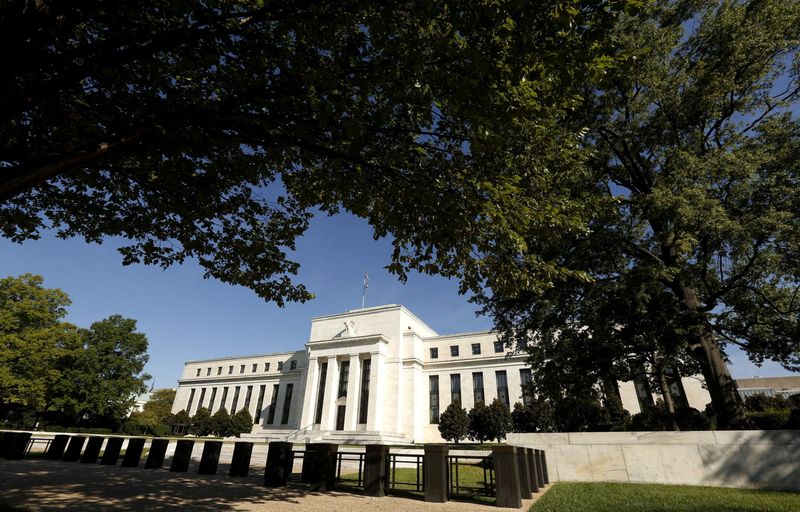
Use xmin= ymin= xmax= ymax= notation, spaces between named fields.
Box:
xmin=335 ymin=405 xmax=346 ymax=430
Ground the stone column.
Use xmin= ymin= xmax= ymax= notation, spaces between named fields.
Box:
xmin=299 ymin=356 xmax=320 ymax=429
xmin=264 ymin=441 xmax=294 ymax=487
xmin=516 ymin=446 xmax=532 ymax=499
xmin=493 ymin=445 xmax=522 ymax=508
xmin=229 ymin=441 xmax=254 ymax=477
xmin=100 ymin=438 xmax=124 ymax=465
xmin=145 ymin=439 xmax=169 ymax=469
xmin=363 ymin=444 xmax=389 ymax=497
xmin=198 ymin=441 xmax=223 ymax=474
xmin=423 ymin=444 xmax=448 ymax=503
xmin=122 ymin=438 xmax=146 ymax=467
xmin=320 ymin=357 xmax=340 ymax=431
xmin=301 ymin=443 xmax=339 ymax=491
xmin=366 ymin=351 xmax=385 ymax=431
xmin=46 ymin=435 xmax=70 ymax=460
xmin=80 ymin=437 xmax=104 ymax=463
xmin=526 ymin=448 xmax=540 ymax=493
xmin=344 ymin=354 xmax=361 ymax=430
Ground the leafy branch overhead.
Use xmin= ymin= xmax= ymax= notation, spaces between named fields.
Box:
xmin=0 ymin=1 xmax=634 ymax=305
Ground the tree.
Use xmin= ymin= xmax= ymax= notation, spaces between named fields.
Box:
xmin=438 ymin=402 xmax=470 ymax=444
xmin=210 ymin=408 xmax=232 ymax=438
xmin=189 ymin=407 xmax=213 ymax=436
xmin=468 ymin=399 xmax=512 ymax=443
xmin=511 ymin=401 xmax=556 ymax=433
xmin=142 ymin=389 xmax=177 ymax=425
xmin=230 ymin=408 xmax=253 ymax=438
xmin=171 ymin=409 xmax=191 ymax=436
xmin=1 ymin=1 xmax=633 ymax=305
xmin=481 ymin=0 xmax=800 ymax=429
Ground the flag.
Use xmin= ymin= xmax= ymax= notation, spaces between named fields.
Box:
xmin=363 ymin=272 xmax=369 ymax=289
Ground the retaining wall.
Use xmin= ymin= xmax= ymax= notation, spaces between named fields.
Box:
xmin=507 ymin=430 xmax=800 ymax=491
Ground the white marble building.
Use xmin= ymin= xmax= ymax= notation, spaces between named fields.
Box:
xmin=172 ymin=304 xmax=711 ymax=443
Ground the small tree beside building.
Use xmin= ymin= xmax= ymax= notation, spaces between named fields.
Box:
xmin=189 ymin=407 xmax=213 ymax=436
xmin=231 ymin=409 xmax=254 ymax=437
xmin=438 ymin=402 xmax=469 ymax=444
xmin=468 ymin=399 xmax=513 ymax=443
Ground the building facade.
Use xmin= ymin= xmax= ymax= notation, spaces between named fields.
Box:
xmin=172 ymin=304 xmax=711 ymax=443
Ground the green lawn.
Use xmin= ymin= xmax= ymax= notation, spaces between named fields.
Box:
xmin=531 ymin=483 xmax=800 ymax=512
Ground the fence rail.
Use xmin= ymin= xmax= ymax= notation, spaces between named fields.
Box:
xmin=335 ymin=451 xmax=365 ymax=488
xmin=385 ymin=453 xmax=424 ymax=494
xmin=447 ymin=454 xmax=495 ymax=499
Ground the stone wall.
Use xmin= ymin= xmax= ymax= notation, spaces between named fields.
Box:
xmin=507 ymin=430 xmax=800 ymax=491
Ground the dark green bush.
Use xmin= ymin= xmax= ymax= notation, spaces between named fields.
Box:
xmin=744 ymin=393 xmax=792 ymax=413
xmin=746 ymin=409 xmax=790 ymax=430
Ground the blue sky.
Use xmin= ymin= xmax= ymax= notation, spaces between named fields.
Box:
xmin=0 ymin=212 xmax=794 ymax=388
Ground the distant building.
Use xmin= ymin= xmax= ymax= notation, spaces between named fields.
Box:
xmin=735 ymin=376 xmax=800 ymax=400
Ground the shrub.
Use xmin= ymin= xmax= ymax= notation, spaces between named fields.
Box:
xmin=512 ymin=400 xmax=556 ymax=433
xmin=438 ymin=402 xmax=469 ymax=443
xmin=210 ymin=408 xmax=232 ymax=437
xmin=744 ymin=393 xmax=792 ymax=413
xmin=231 ymin=409 xmax=254 ymax=437
xmin=189 ymin=407 xmax=213 ymax=436
xmin=469 ymin=399 xmax=512 ymax=443
xmin=674 ymin=408 xmax=712 ymax=431
xmin=747 ymin=410 xmax=791 ymax=430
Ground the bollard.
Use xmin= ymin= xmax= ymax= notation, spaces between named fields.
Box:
xmin=121 ymin=438 xmax=146 ymax=467
xmin=198 ymin=441 xmax=223 ymax=475
xmin=516 ymin=446 xmax=532 ymax=499
xmin=264 ymin=441 xmax=294 ymax=487
xmin=526 ymin=448 xmax=540 ymax=493
xmin=5 ymin=432 xmax=32 ymax=460
xmin=62 ymin=436 xmax=86 ymax=462
xmin=170 ymin=439 xmax=195 ymax=472
xmin=301 ymin=443 xmax=339 ymax=491
xmin=541 ymin=450 xmax=549 ymax=485
xmin=81 ymin=437 xmax=104 ymax=463
xmin=423 ymin=444 xmax=448 ymax=503
xmin=0 ymin=432 xmax=16 ymax=458
xmin=229 ymin=441 xmax=254 ymax=477
xmin=100 ymin=437 xmax=124 ymax=465
xmin=363 ymin=444 xmax=389 ymax=497
xmin=145 ymin=439 xmax=169 ymax=469
xmin=493 ymin=445 xmax=522 ymax=508
xmin=534 ymin=450 xmax=545 ymax=489
xmin=46 ymin=435 xmax=70 ymax=460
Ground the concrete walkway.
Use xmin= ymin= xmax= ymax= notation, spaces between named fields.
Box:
xmin=0 ymin=459 xmax=544 ymax=511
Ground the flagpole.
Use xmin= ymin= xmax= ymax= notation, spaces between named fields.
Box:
xmin=361 ymin=272 xmax=368 ymax=309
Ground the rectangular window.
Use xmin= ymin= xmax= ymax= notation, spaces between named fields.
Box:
xmin=338 ymin=360 xmax=350 ymax=398
xmin=208 ymin=387 xmax=217 ymax=411
xmin=217 ymin=366 xmax=222 ymax=375
xmin=359 ymin=359 xmax=371 ymax=424
xmin=450 ymin=374 xmax=461 ymax=405
xmin=228 ymin=365 xmax=233 ymax=375
xmin=471 ymin=343 xmax=481 ymax=355
xmin=493 ymin=341 xmax=504 ymax=353
xmin=186 ymin=388 xmax=196 ymax=412
xmin=252 ymin=363 xmax=257 ymax=373
xmin=290 ymin=360 xmax=297 ymax=370
xmin=496 ymin=370 xmax=509 ymax=408
xmin=254 ymin=385 xmax=266 ymax=424
xmin=430 ymin=347 xmax=438 ymax=359
xmin=220 ymin=387 xmax=229 ymax=410
xmin=266 ymin=385 xmax=279 ymax=424
xmin=473 ymin=372 xmax=485 ymax=404
xmin=206 ymin=367 xmax=212 ymax=376
xmin=244 ymin=385 xmax=253 ymax=411
xmin=231 ymin=386 xmax=241 ymax=413
xmin=195 ymin=368 xmax=201 ymax=377
xmin=277 ymin=361 xmax=284 ymax=372
xmin=239 ymin=364 xmax=245 ymax=374
xmin=315 ymin=362 xmax=328 ymax=424
xmin=429 ymin=376 xmax=440 ymax=424
xmin=198 ymin=388 xmax=206 ymax=409
xmin=450 ymin=345 xmax=459 ymax=357
xmin=265 ymin=362 xmax=270 ymax=372
xmin=281 ymin=383 xmax=293 ymax=424
xmin=520 ymin=369 xmax=533 ymax=406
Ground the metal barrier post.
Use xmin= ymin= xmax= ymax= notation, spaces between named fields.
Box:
xmin=423 ymin=444 xmax=448 ymax=503
xmin=493 ymin=445 xmax=522 ymax=508
xmin=80 ymin=437 xmax=104 ymax=463
xmin=122 ymin=438 xmax=146 ymax=467
xmin=198 ymin=440 xmax=222 ymax=474
xmin=100 ymin=437 xmax=124 ymax=465
xmin=264 ymin=441 xmax=294 ymax=487
xmin=364 ymin=444 xmax=389 ymax=497
xmin=302 ymin=443 xmax=338 ymax=491
xmin=229 ymin=441 xmax=254 ymax=477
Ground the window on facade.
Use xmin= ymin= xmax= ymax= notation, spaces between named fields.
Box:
xmin=496 ymin=370 xmax=509 ymax=408
xmin=208 ymin=388 xmax=217 ymax=411
xmin=252 ymin=363 xmax=257 ymax=373
xmin=198 ymin=388 xmax=206 ymax=408
xmin=281 ymin=384 xmax=293 ymax=424
xmin=520 ymin=369 xmax=533 ymax=406
xmin=217 ymin=366 xmax=222 ymax=375
xmin=359 ymin=359 xmax=371 ymax=424
xmin=450 ymin=345 xmax=459 ymax=357
xmin=450 ymin=374 xmax=462 ymax=405
xmin=473 ymin=372 xmax=485 ymax=404
xmin=231 ymin=386 xmax=241 ymax=413
xmin=429 ymin=376 xmax=440 ymax=424
xmin=254 ymin=385 xmax=266 ymax=424
xmin=290 ymin=360 xmax=297 ymax=370
xmin=430 ymin=347 xmax=438 ymax=359
xmin=493 ymin=341 xmax=504 ymax=353
xmin=195 ymin=368 xmax=201 ymax=377
xmin=338 ymin=360 xmax=350 ymax=398
xmin=471 ymin=343 xmax=481 ymax=355
xmin=315 ymin=362 xmax=328 ymax=424
xmin=266 ymin=385 xmax=279 ymax=424
xmin=244 ymin=385 xmax=253 ymax=411
xmin=186 ymin=388 xmax=196 ymax=412
xmin=239 ymin=364 xmax=245 ymax=374
xmin=206 ymin=367 xmax=211 ymax=376
xmin=228 ymin=365 xmax=233 ymax=375
xmin=220 ymin=387 xmax=229 ymax=410
xmin=265 ymin=362 xmax=270 ymax=372
xmin=277 ymin=361 xmax=284 ymax=372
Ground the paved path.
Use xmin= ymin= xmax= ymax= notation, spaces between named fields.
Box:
xmin=0 ymin=459 xmax=544 ymax=511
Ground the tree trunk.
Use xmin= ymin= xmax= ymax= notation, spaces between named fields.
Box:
xmin=656 ymin=367 xmax=679 ymax=431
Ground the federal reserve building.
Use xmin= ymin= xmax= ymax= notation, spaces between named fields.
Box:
xmin=172 ymin=304 xmax=711 ymax=443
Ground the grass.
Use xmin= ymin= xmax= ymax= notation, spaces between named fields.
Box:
xmin=530 ymin=483 xmax=800 ymax=512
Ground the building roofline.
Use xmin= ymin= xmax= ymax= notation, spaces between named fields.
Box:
xmin=311 ymin=303 xmax=440 ymax=336
xmin=185 ymin=349 xmax=304 ymax=365
xmin=423 ymin=330 xmax=494 ymax=340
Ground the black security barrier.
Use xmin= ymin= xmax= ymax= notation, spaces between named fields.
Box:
xmin=229 ymin=441 xmax=253 ymax=477
xmin=5 ymin=432 xmax=32 ymax=460
xmin=145 ymin=439 xmax=169 ymax=469
xmin=363 ymin=444 xmax=389 ymax=497
xmin=122 ymin=438 xmax=146 ymax=467
xmin=0 ymin=432 xmax=14 ymax=458
xmin=264 ymin=441 xmax=294 ymax=487
xmin=423 ymin=444 xmax=448 ymax=503
xmin=492 ymin=445 xmax=522 ymax=508
xmin=533 ymin=449 xmax=544 ymax=489
xmin=62 ymin=436 xmax=86 ymax=462
xmin=540 ymin=450 xmax=550 ymax=484
xmin=170 ymin=439 xmax=195 ymax=472
xmin=100 ymin=437 xmax=124 ymax=465
xmin=46 ymin=435 xmax=70 ymax=460
xmin=301 ymin=443 xmax=338 ymax=491
xmin=81 ymin=436 xmax=104 ymax=463
xmin=198 ymin=441 xmax=222 ymax=475
xmin=526 ymin=448 xmax=540 ymax=493
xmin=517 ymin=448 xmax=532 ymax=499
